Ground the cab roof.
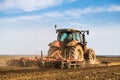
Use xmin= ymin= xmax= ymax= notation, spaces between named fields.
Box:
xmin=56 ymin=28 xmax=80 ymax=33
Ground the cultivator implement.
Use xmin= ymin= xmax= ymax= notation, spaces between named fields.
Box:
xmin=38 ymin=55 xmax=85 ymax=69
xmin=7 ymin=26 xmax=97 ymax=69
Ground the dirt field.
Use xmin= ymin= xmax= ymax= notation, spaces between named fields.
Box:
xmin=0 ymin=56 xmax=120 ymax=80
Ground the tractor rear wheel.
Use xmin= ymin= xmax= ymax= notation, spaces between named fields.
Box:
xmin=70 ymin=45 xmax=84 ymax=61
xmin=85 ymin=49 xmax=96 ymax=64
xmin=48 ymin=47 xmax=57 ymax=57
xmin=48 ymin=47 xmax=62 ymax=59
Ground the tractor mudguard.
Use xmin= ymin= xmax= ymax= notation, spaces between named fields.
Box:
xmin=48 ymin=40 xmax=60 ymax=48
xmin=67 ymin=39 xmax=78 ymax=47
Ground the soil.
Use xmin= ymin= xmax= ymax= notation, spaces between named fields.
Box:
xmin=0 ymin=56 xmax=120 ymax=80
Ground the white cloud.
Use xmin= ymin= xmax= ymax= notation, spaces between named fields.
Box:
xmin=1 ymin=15 xmax=42 ymax=22
xmin=65 ymin=5 xmax=120 ymax=17
xmin=0 ymin=11 xmax=64 ymax=23
xmin=0 ymin=0 xmax=62 ymax=12
xmin=108 ymin=5 xmax=120 ymax=11
xmin=1 ymin=5 xmax=120 ymax=22
xmin=69 ymin=0 xmax=76 ymax=2
xmin=43 ymin=12 xmax=63 ymax=18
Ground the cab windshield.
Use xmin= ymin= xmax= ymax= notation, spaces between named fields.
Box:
xmin=58 ymin=32 xmax=81 ymax=42
xmin=58 ymin=32 xmax=73 ymax=42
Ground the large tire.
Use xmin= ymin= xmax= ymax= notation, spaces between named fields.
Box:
xmin=48 ymin=47 xmax=57 ymax=57
xmin=69 ymin=45 xmax=84 ymax=61
xmin=48 ymin=47 xmax=62 ymax=59
xmin=85 ymin=49 xmax=96 ymax=64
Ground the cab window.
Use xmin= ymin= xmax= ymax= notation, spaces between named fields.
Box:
xmin=58 ymin=32 xmax=67 ymax=41
xmin=75 ymin=32 xmax=81 ymax=42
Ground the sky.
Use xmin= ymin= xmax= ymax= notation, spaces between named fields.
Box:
xmin=0 ymin=0 xmax=120 ymax=55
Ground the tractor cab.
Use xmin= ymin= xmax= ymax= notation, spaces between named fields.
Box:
xmin=56 ymin=28 xmax=89 ymax=46
xmin=57 ymin=29 xmax=81 ymax=43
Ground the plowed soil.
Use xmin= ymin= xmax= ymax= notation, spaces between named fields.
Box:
xmin=0 ymin=56 xmax=120 ymax=80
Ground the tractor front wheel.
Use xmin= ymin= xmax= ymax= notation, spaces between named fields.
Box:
xmin=85 ymin=49 xmax=96 ymax=64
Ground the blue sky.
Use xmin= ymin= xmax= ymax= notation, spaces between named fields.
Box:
xmin=0 ymin=0 xmax=120 ymax=55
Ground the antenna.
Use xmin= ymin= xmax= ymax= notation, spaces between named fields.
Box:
xmin=54 ymin=25 xmax=57 ymax=33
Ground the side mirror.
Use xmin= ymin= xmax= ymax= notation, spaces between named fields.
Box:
xmin=87 ymin=30 xmax=89 ymax=35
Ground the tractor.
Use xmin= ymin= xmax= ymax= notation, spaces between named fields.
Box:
xmin=39 ymin=26 xmax=96 ymax=69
